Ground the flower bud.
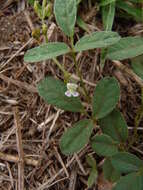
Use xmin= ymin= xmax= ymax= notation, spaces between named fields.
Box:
xmin=42 ymin=0 xmax=47 ymax=8
xmin=42 ymin=23 xmax=48 ymax=36
xmin=43 ymin=3 xmax=52 ymax=18
xmin=32 ymin=28 xmax=41 ymax=40
xmin=34 ymin=1 xmax=39 ymax=14
xmin=34 ymin=1 xmax=42 ymax=19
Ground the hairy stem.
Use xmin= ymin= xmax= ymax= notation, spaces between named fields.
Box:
xmin=70 ymin=37 xmax=90 ymax=102
xmin=52 ymin=58 xmax=70 ymax=81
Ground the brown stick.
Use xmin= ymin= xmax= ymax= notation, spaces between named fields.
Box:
xmin=0 ymin=73 xmax=37 ymax=93
xmin=1 ymin=38 xmax=33 ymax=70
xmin=24 ymin=10 xmax=34 ymax=31
xmin=112 ymin=60 xmax=143 ymax=88
xmin=0 ymin=152 xmax=38 ymax=167
xmin=13 ymin=107 xmax=24 ymax=190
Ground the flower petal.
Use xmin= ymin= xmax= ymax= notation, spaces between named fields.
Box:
xmin=65 ymin=91 xmax=72 ymax=97
xmin=71 ymin=91 xmax=79 ymax=97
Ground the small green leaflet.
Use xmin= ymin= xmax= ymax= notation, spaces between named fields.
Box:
xmin=38 ymin=77 xmax=83 ymax=112
xmin=113 ymin=172 xmax=143 ymax=190
xmin=103 ymin=158 xmax=121 ymax=182
xmin=100 ymin=0 xmax=116 ymax=6
xmin=102 ymin=2 xmax=116 ymax=31
xmin=88 ymin=168 xmax=98 ymax=188
xmin=86 ymin=155 xmax=97 ymax=169
xmin=28 ymin=0 xmax=35 ymax=6
xmin=131 ymin=55 xmax=143 ymax=80
xmin=54 ymin=0 xmax=77 ymax=37
xmin=111 ymin=152 xmax=143 ymax=174
xmin=86 ymin=155 xmax=98 ymax=188
xmin=77 ymin=16 xmax=89 ymax=33
xmin=74 ymin=31 xmax=121 ymax=52
xmin=92 ymin=77 xmax=120 ymax=119
xmin=91 ymin=134 xmax=118 ymax=157
xmin=60 ymin=119 xmax=94 ymax=155
xmin=24 ymin=42 xmax=70 ymax=62
xmin=116 ymin=0 xmax=142 ymax=22
xmin=107 ymin=37 xmax=143 ymax=60
xmin=99 ymin=109 xmax=128 ymax=143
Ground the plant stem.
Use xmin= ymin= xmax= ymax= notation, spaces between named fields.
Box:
xmin=70 ymin=37 xmax=90 ymax=102
xmin=100 ymin=48 xmax=107 ymax=70
xmin=52 ymin=58 xmax=70 ymax=81
xmin=41 ymin=15 xmax=70 ymax=81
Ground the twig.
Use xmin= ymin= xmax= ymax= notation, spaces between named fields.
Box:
xmin=37 ymin=114 xmax=58 ymax=132
xmin=131 ymin=146 xmax=143 ymax=156
xmin=24 ymin=10 xmax=34 ymax=31
xmin=0 ymin=73 xmax=95 ymax=94
xmin=37 ymin=156 xmax=75 ymax=190
xmin=1 ymin=0 xmax=16 ymax=10
xmin=6 ymin=162 xmax=14 ymax=188
xmin=128 ymin=126 xmax=143 ymax=131
xmin=112 ymin=60 xmax=143 ymax=88
xmin=44 ymin=177 xmax=68 ymax=189
xmin=68 ymin=165 xmax=77 ymax=190
xmin=71 ymin=74 xmax=96 ymax=87
xmin=0 ymin=152 xmax=38 ymax=167
xmin=54 ymin=147 xmax=69 ymax=177
xmin=0 ymin=73 xmax=37 ymax=93
xmin=37 ymin=147 xmax=89 ymax=190
xmin=74 ymin=154 xmax=86 ymax=175
xmin=13 ymin=107 xmax=24 ymax=190
xmin=0 ymin=126 xmax=16 ymax=150
xmin=0 ymin=38 xmax=33 ymax=70
xmin=46 ymin=110 xmax=62 ymax=148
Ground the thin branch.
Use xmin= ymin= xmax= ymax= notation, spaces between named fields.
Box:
xmin=0 ymin=152 xmax=38 ymax=166
xmin=13 ymin=107 xmax=24 ymax=190
xmin=0 ymin=38 xmax=33 ymax=70
xmin=45 ymin=110 xmax=62 ymax=148
xmin=54 ymin=146 xmax=69 ymax=177
xmin=0 ymin=73 xmax=37 ymax=93
xmin=112 ymin=60 xmax=143 ymax=88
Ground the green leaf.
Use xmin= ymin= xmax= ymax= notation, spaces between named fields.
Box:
xmin=111 ymin=152 xmax=143 ymax=174
xmin=113 ymin=172 xmax=143 ymax=190
xmin=77 ymin=16 xmax=89 ymax=33
xmin=24 ymin=42 xmax=70 ymax=62
xmin=38 ymin=77 xmax=83 ymax=112
xmin=86 ymin=155 xmax=98 ymax=188
xmin=103 ymin=158 xmax=121 ymax=182
xmin=77 ymin=0 xmax=82 ymax=4
xmin=54 ymin=0 xmax=77 ymax=36
xmin=28 ymin=0 xmax=35 ymax=6
xmin=102 ymin=2 xmax=115 ymax=31
xmin=100 ymin=0 xmax=116 ymax=6
xmin=99 ymin=109 xmax=128 ymax=143
xmin=107 ymin=37 xmax=143 ymax=60
xmin=116 ymin=0 xmax=142 ymax=22
xmin=88 ymin=168 xmax=98 ymax=188
xmin=74 ymin=31 xmax=121 ymax=52
xmin=86 ymin=155 xmax=97 ymax=169
xmin=92 ymin=77 xmax=120 ymax=119
xmin=91 ymin=134 xmax=118 ymax=157
xmin=131 ymin=55 xmax=143 ymax=80
xmin=60 ymin=119 xmax=94 ymax=155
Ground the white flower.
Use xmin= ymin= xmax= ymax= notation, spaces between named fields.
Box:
xmin=65 ymin=83 xmax=79 ymax=97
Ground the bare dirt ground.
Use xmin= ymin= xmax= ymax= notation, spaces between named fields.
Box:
xmin=0 ymin=1 xmax=143 ymax=190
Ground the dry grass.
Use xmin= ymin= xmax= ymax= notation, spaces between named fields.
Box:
xmin=0 ymin=1 xmax=143 ymax=190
